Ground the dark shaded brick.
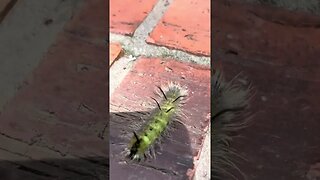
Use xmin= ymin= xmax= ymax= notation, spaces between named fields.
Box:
xmin=110 ymin=57 xmax=210 ymax=179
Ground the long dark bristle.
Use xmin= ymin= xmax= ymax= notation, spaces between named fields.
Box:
xmin=212 ymin=68 xmax=254 ymax=179
xmin=133 ymin=131 xmax=140 ymax=142
xmin=166 ymin=107 xmax=174 ymax=113
xmin=212 ymin=107 xmax=246 ymax=121
xmin=172 ymin=95 xmax=186 ymax=103
xmin=151 ymin=97 xmax=161 ymax=110
xmin=157 ymin=86 xmax=167 ymax=100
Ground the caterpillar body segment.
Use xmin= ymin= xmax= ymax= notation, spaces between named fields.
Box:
xmin=125 ymin=82 xmax=188 ymax=162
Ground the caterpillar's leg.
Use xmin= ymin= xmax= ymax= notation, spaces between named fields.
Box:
xmin=145 ymin=148 xmax=153 ymax=159
xmin=150 ymin=145 xmax=157 ymax=159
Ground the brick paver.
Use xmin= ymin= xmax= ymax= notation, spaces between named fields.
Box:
xmin=110 ymin=0 xmax=158 ymax=36
xmin=110 ymin=57 xmax=210 ymax=179
xmin=64 ymin=0 xmax=107 ymax=44
xmin=214 ymin=0 xmax=320 ymax=66
xmin=109 ymin=0 xmax=211 ymax=179
xmin=0 ymin=31 xmax=108 ymax=179
xmin=147 ymin=0 xmax=210 ymax=56
xmin=0 ymin=0 xmax=108 ymax=179
xmin=214 ymin=0 xmax=320 ymax=179
xmin=109 ymin=43 xmax=122 ymax=66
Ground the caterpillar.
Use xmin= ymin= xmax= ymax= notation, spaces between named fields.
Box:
xmin=124 ymin=82 xmax=188 ymax=162
xmin=212 ymin=68 xmax=254 ymax=179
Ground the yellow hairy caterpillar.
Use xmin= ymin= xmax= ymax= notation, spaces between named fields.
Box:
xmin=124 ymin=82 xmax=188 ymax=162
xmin=212 ymin=68 xmax=254 ymax=179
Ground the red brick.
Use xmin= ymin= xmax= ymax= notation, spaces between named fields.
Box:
xmin=109 ymin=42 xmax=122 ymax=66
xmin=110 ymin=0 xmax=158 ymax=36
xmin=213 ymin=0 xmax=320 ymax=66
xmin=217 ymin=57 xmax=320 ymax=179
xmin=214 ymin=0 xmax=320 ymax=178
xmin=64 ymin=0 xmax=107 ymax=45
xmin=0 ymin=32 xmax=108 ymax=158
xmin=147 ymin=0 xmax=210 ymax=56
xmin=110 ymin=57 xmax=210 ymax=179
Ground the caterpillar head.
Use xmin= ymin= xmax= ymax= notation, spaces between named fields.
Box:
xmin=128 ymin=131 xmax=143 ymax=161
xmin=127 ymin=131 xmax=156 ymax=162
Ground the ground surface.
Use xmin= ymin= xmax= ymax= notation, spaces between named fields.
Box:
xmin=109 ymin=0 xmax=210 ymax=180
xmin=214 ymin=0 xmax=320 ymax=179
xmin=243 ymin=0 xmax=320 ymax=16
xmin=0 ymin=0 xmax=108 ymax=179
xmin=0 ymin=0 xmax=211 ymax=180
xmin=1 ymin=0 xmax=319 ymax=180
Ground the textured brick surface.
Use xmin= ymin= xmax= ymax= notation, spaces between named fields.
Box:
xmin=214 ymin=0 xmax=320 ymax=66
xmin=0 ymin=32 xmax=108 ymax=179
xmin=64 ymin=0 xmax=107 ymax=44
xmin=216 ymin=56 xmax=320 ymax=180
xmin=147 ymin=0 xmax=210 ymax=56
xmin=110 ymin=0 xmax=158 ymax=36
xmin=109 ymin=43 xmax=122 ymax=66
xmin=1 ymin=31 xmax=107 ymax=155
xmin=110 ymin=57 xmax=210 ymax=179
xmin=0 ymin=0 xmax=108 ymax=178
xmin=214 ymin=0 xmax=320 ymax=179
